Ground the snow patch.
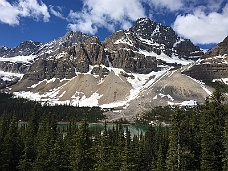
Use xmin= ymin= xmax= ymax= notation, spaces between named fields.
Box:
xmin=0 ymin=71 xmax=23 ymax=81
xmin=168 ymin=100 xmax=197 ymax=106
xmin=0 ymin=55 xmax=36 ymax=63
xmin=213 ymin=78 xmax=228 ymax=85
xmin=138 ymin=49 xmax=192 ymax=65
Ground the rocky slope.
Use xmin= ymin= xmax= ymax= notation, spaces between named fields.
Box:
xmin=183 ymin=36 xmax=228 ymax=80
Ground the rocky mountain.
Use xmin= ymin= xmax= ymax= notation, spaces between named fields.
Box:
xmin=183 ymin=36 xmax=228 ymax=81
xmin=1 ymin=17 xmax=223 ymax=120
xmin=104 ymin=18 xmax=203 ymax=60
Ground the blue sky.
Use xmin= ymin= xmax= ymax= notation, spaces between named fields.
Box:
xmin=0 ymin=0 xmax=228 ymax=50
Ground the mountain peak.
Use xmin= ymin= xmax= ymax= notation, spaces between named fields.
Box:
xmin=204 ymin=36 xmax=228 ymax=58
xmin=135 ymin=17 xmax=155 ymax=25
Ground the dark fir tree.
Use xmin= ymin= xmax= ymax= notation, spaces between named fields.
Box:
xmin=94 ymin=121 xmax=112 ymax=171
xmin=223 ymin=115 xmax=228 ymax=171
xmin=18 ymin=105 xmax=40 ymax=171
xmin=32 ymin=112 xmax=58 ymax=171
xmin=144 ymin=125 xmax=155 ymax=170
xmin=1 ymin=116 xmax=23 ymax=171
xmin=69 ymin=119 xmax=94 ymax=171
xmin=201 ymin=88 xmax=226 ymax=171
xmin=166 ymin=107 xmax=182 ymax=171
xmin=0 ymin=112 xmax=10 ymax=170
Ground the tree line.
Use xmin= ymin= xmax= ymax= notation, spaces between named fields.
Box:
xmin=0 ymin=93 xmax=105 ymax=122
xmin=0 ymin=88 xmax=228 ymax=171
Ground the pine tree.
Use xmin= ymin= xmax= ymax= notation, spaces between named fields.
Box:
xmin=145 ymin=125 xmax=155 ymax=170
xmin=2 ymin=116 xmax=23 ymax=171
xmin=0 ymin=112 xmax=10 ymax=170
xmin=201 ymin=88 xmax=226 ymax=171
xmin=121 ymin=127 xmax=134 ymax=171
xmin=18 ymin=105 xmax=40 ymax=171
xmin=49 ymin=132 xmax=70 ymax=171
xmin=223 ymin=115 xmax=228 ymax=171
xmin=70 ymin=119 xmax=94 ymax=171
xmin=95 ymin=121 xmax=111 ymax=171
xmin=166 ymin=107 xmax=182 ymax=171
xmin=155 ymin=125 xmax=168 ymax=171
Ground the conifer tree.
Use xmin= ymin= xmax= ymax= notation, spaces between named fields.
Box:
xmin=201 ymin=88 xmax=226 ymax=171
xmin=95 ymin=121 xmax=111 ymax=171
xmin=145 ymin=125 xmax=155 ymax=170
xmin=166 ymin=107 xmax=182 ymax=171
xmin=2 ymin=116 xmax=23 ymax=171
xmin=223 ymin=115 xmax=228 ymax=171
xmin=121 ymin=127 xmax=134 ymax=171
xmin=18 ymin=105 xmax=40 ymax=171
xmin=70 ymin=119 xmax=94 ymax=171
xmin=0 ymin=112 xmax=10 ymax=170
xmin=155 ymin=125 xmax=168 ymax=171
xmin=31 ymin=112 xmax=58 ymax=171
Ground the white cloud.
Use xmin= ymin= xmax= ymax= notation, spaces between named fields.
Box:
xmin=0 ymin=0 xmax=50 ymax=26
xmin=67 ymin=0 xmax=146 ymax=34
xmin=49 ymin=5 xmax=65 ymax=20
xmin=0 ymin=0 xmax=20 ymax=25
xmin=173 ymin=4 xmax=228 ymax=44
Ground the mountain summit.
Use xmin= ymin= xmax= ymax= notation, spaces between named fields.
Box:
xmin=1 ymin=18 xmax=222 ymax=120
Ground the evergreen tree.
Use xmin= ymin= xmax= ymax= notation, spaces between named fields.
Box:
xmin=166 ymin=107 xmax=182 ymax=171
xmin=70 ymin=119 xmax=94 ymax=171
xmin=121 ymin=127 xmax=135 ymax=171
xmin=0 ymin=112 xmax=10 ymax=170
xmin=32 ymin=112 xmax=58 ymax=171
xmin=155 ymin=125 xmax=168 ymax=171
xmin=145 ymin=125 xmax=155 ymax=170
xmin=49 ymin=132 xmax=70 ymax=171
xmin=95 ymin=121 xmax=111 ymax=171
xmin=1 ymin=116 xmax=23 ymax=171
xmin=201 ymin=88 xmax=226 ymax=171
xmin=18 ymin=105 xmax=40 ymax=171
xmin=223 ymin=115 xmax=228 ymax=171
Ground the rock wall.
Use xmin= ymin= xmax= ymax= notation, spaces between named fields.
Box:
xmin=183 ymin=63 xmax=228 ymax=80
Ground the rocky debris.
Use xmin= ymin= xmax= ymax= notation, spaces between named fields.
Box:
xmin=91 ymin=66 xmax=110 ymax=77
xmin=111 ymin=68 xmax=212 ymax=121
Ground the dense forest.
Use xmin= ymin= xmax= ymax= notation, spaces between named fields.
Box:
xmin=0 ymin=88 xmax=228 ymax=171
xmin=0 ymin=93 xmax=105 ymax=122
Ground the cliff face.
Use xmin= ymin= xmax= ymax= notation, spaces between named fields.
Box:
xmin=0 ymin=18 xmax=204 ymax=82
xmin=183 ymin=36 xmax=228 ymax=80
xmin=0 ymin=18 xmax=213 ymax=110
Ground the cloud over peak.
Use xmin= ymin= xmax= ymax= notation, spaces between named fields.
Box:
xmin=173 ymin=4 xmax=228 ymax=44
xmin=67 ymin=0 xmax=146 ymax=35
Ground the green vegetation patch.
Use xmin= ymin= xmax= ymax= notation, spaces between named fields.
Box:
xmin=204 ymin=80 xmax=228 ymax=93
